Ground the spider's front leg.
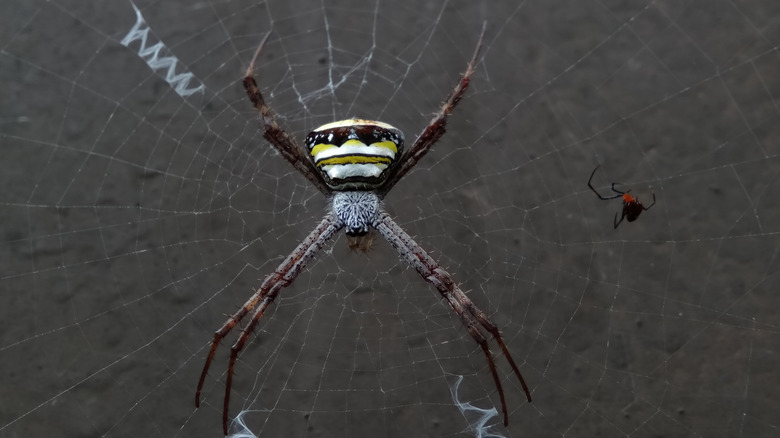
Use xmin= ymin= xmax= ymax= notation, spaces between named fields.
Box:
xmin=196 ymin=213 xmax=343 ymax=435
xmin=243 ymin=31 xmax=331 ymax=196
xmin=372 ymin=211 xmax=531 ymax=426
xmin=377 ymin=22 xmax=486 ymax=197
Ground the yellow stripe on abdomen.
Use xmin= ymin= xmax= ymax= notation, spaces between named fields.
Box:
xmin=310 ymin=143 xmax=336 ymax=156
xmin=317 ymin=155 xmax=392 ymax=166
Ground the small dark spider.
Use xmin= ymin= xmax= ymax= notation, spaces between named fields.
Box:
xmin=587 ymin=165 xmax=656 ymax=229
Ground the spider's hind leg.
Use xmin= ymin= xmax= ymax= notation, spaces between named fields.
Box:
xmin=195 ymin=214 xmax=343 ymax=434
xmin=373 ymin=211 xmax=531 ymax=426
xmin=614 ymin=211 xmax=625 ymax=229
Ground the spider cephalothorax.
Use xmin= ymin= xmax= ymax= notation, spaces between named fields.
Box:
xmin=196 ymin=25 xmax=531 ymax=435
xmin=332 ymin=191 xmax=379 ymax=236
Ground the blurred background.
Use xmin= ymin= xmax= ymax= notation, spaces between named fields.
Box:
xmin=1 ymin=0 xmax=778 ymax=436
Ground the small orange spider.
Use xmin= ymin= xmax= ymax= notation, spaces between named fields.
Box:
xmin=587 ymin=165 xmax=656 ymax=229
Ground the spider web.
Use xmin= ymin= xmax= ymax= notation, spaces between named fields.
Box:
xmin=1 ymin=0 xmax=779 ymax=436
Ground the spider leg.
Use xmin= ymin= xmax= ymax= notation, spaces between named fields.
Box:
xmin=373 ymin=211 xmax=531 ymax=426
xmin=378 ymin=22 xmax=487 ymax=197
xmin=610 ymin=183 xmax=628 ymax=196
xmin=642 ymin=193 xmax=657 ymax=210
xmin=195 ymin=214 xmax=343 ymax=434
xmin=587 ymin=166 xmax=623 ymax=200
xmin=243 ymin=32 xmax=331 ymax=196
xmin=613 ymin=209 xmax=625 ymax=229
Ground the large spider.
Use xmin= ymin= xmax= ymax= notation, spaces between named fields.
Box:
xmin=195 ymin=26 xmax=531 ymax=434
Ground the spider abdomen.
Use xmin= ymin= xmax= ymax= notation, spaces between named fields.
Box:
xmin=305 ymin=119 xmax=404 ymax=190
xmin=332 ymin=191 xmax=380 ymax=236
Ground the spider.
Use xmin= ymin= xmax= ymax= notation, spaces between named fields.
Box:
xmin=195 ymin=25 xmax=532 ymax=434
xmin=587 ymin=165 xmax=656 ymax=229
